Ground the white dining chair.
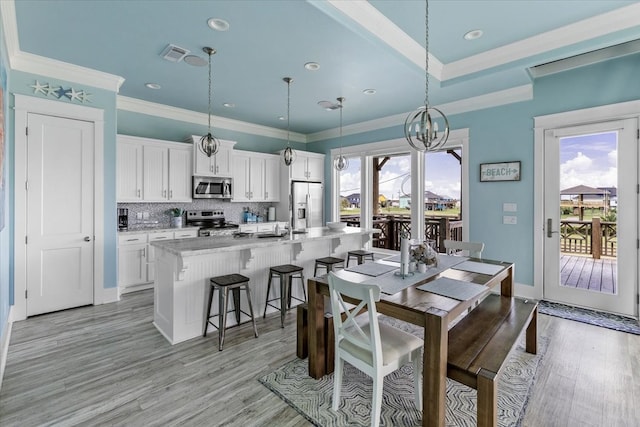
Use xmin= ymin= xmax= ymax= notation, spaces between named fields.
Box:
xmin=443 ymin=239 xmax=485 ymax=258
xmin=327 ymin=272 xmax=423 ymax=427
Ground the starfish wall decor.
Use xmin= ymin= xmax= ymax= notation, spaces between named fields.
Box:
xmin=30 ymin=80 xmax=92 ymax=103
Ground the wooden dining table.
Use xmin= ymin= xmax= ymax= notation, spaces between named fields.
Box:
xmin=306 ymin=255 xmax=515 ymax=427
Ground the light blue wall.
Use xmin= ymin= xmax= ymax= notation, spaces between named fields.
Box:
xmin=308 ymin=53 xmax=640 ymax=287
xmin=9 ymin=70 xmax=119 ymax=290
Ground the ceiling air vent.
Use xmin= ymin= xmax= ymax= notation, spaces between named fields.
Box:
xmin=161 ymin=44 xmax=190 ymax=62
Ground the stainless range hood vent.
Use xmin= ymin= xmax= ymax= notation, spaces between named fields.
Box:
xmin=161 ymin=44 xmax=190 ymax=62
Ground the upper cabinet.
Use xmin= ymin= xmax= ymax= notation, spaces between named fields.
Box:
xmin=116 ymin=139 xmax=143 ymax=202
xmin=190 ymin=136 xmax=236 ymax=177
xmin=288 ymin=151 xmax=325 ymax=182
xmin=232 ymin=150 xmax=280 ymax=202
xmin=117 ymin=135 xmax=192 ymax=203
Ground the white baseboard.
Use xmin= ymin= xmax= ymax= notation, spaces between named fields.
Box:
xmin=119 ymin=283 xmax=154 ymax=295
xmin=101 ymin=286 xmax=120 ymax=304
xmin=515 ymin=281 xmax=543 ymax=300
xmin=0 ymin=305 xmax=14 ymax=393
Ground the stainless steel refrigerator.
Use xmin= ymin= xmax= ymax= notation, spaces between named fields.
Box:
xmin=291 ymin=181 xmax=323 ymax=230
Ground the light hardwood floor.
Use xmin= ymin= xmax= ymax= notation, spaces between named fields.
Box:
xmin=1 ymin=290 xmax=638 ymax=426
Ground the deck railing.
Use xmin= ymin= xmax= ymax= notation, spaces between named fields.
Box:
xmin=340 ymin=214 xmax=462 ymax=252
xmin=560 ymin=218 xmax=616 ymax=258
xmin=339 ymin=215 xmax=616 ymax=259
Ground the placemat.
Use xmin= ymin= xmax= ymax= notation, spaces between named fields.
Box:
xmin=372 ymin=255 xmax=469 ymax=295
xmin=452 ymin=260 xmax=505 ymax=276
xmin=417 ymin=277 xmax=488 ymax=301
xmin=345 ymin=262 xmax=398 ymax=277
xmin=365 ymin=270 xmax=429 ymax=295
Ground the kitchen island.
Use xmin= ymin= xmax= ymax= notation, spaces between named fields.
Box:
xmin=151 ymin=227 xmax=378 ymax=344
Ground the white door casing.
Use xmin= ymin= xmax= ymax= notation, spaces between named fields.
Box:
xmin=25 ymin=113 xmax=95 ymax=315
xmin=14 ymin=94 xmax=105 ymax=321
xmin=534 ymin=100 xmax=640 ymax=317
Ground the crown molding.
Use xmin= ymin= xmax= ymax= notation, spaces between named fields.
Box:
xmin=324 ymin=0 xmax=444 ymax=80
xmin=443 ymin=3 xmax=640 ymax=81
xmin=118 ymin=96 xmax=307 ymax=143
xmin=12 ymin=51 xmax=125 ymax=92
xmin=0 ymin=0 xmax=20 ymax=65
xmin=307 ymin=84 xmax=532 ymax=142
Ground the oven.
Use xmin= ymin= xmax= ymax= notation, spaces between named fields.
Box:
xmin=193 ymin=176 xmax=232 ymax=199
xmin=185 ymin=210 xmax=239 ymax=236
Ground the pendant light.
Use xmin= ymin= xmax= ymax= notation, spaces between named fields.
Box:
xmin=404 ymin=0 xmax=449 ymax=151
xmin=334 ymin=97 xmax=349 ymax=171
xmin=282 ymin=77 xmax=296 ymax=166
xmin=199 ymin=47 xmax=220 ymax=157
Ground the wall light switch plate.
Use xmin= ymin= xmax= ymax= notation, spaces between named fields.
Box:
xmin=503 ymin=215 xmax=517 ymax=225
xmin=136 ymin=212 xmax=143 ymax=220
xmin=143 ymin=212 xmax=150 ymax=220
xmin=503 ymin=203 xmax=517 ymax=212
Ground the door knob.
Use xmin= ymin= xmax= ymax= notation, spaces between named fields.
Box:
xmin=84 ymin=236 xmax=92 ymax=242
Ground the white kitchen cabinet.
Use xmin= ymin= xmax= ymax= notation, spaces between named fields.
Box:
xmin=118 ymin=229 xmax=199 ymax=293
xmin=116 ymin=139 xmax=143 ymax=201
xmin=288 ymin=151 xmax=324 ymax=182
xmin=264 ymin=155 xmax=280 ymax=202
xmin=117 ymin=135 xmax=192 ymax=202
xmin=191 ymin=136 xmax=236 ymax=177
xmin=173 ymin=229 xmax=198 ymax=239
xmin=168 ymin=148 xmax=192 ymax=201
xmin=143 ymin=145 xmax=168 ymax=201
xmin=147 ymin=231 xmax=175 ymax=282
xmin=118 ymin=233 xmax=148 ymax=289
xmin=232 ymin=150 xmax=280 ymax=202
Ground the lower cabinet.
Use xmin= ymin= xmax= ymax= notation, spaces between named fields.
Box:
xmin=238 ymin=222 xmax=288 ymax=234
xmin=118 ymin=229 xmax=198 ymax=294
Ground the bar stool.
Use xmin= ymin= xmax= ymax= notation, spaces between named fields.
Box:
xmin=314 ymin=256 xmax=345 ymax=276
xmin=203 ymin=273 xmax=258 ymax=351
xmin=346 ymin=250 xmax=375 ymax=267
xmin=264 ymin=264 xmax=306 ymax=328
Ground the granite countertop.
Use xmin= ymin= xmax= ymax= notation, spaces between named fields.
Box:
xmin=119 ymin=225 xmax=200 ymax=234
xmin=150 ymin=226 xmax=378 ymax=257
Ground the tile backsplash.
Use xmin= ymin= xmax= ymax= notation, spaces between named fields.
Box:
xmin=118 ymin=200 xmax=277 ymax=229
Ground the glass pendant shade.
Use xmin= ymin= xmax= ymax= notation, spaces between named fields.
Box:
xmin=334 ymin=96 xmax=349 ymax=171
xmin=282 ymin=77 xmax=296 ymax=166
xmin=404 ymin=106 xmax=449 ymax=152
xmin=199 ymin=47 xmax=219 ymax=157
xmin=199 ymin=132 xmax=219 ymax=157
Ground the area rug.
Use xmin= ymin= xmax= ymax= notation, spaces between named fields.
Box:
xmin=259 ymin=338 xmax=547 ymax=427
xmin=539 ymin=300 xmax=640 ymax=335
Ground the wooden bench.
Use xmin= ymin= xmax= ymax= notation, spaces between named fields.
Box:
xmin=447 ymin=294 xmax=538 ymax=427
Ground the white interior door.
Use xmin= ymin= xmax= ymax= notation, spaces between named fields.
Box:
xmin=26 ymin=113 xmax=95 ymax=316
xmin=543 ymin=118 xmax=638 ymax=316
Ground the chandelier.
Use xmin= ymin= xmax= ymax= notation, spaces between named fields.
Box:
xmin=282 ymin=77 xmax=296 ymax=166
xmin=404 ymin=0 xmax=449 ymax=151
xmin=199 ymin=47 xmax=220 ymax=157
xmin=333 ymin=97 xmax=349 ymax=171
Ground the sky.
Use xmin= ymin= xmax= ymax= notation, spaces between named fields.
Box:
xmin=560 ymin=131 xmax=617 ymax=191
xmin=339 ymin=150 xmax=462 ymax=200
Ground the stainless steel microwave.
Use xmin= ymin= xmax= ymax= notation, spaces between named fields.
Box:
xmin=193 ymin=176 xmax=232 ymax=199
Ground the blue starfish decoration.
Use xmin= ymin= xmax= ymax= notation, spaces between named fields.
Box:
xmin=54 ymin=87 xmax=68 ymax=99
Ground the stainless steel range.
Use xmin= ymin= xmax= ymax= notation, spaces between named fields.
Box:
xmin=185 ymin=210 xmax=239 ymax=237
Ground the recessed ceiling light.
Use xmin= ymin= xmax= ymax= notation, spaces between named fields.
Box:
xmin=208 ymin=18 xmax=230 ymax=31
xmin=304 ymin=62 xmax=320 ymax=71
xmin=363 ymin=88 xmax=376 ymax=95
xmin=184 ymin=55 xmax=208 ymax=67
xmin=223 ymin=103 xmax=235 ymax=108
xmin=464 ymin=29 xmax=483 ymax=40
xmin=145 ymin=83 xmax=161 ymax=90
